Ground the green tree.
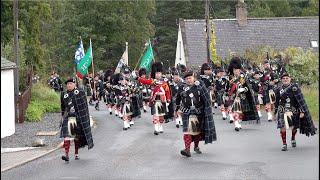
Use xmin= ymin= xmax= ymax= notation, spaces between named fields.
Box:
xmin=1 ymin=1 xmax=13 ymax=46
xmin=301 ymin=0 xmax=319 ymax=16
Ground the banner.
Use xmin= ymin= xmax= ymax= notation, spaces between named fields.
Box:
xmin=76 ymin=39 xmax=93 ymax=79
xmin=74 ymin=40 xmax=85 ymax=64
xmin=139 ymin=40 xmax=154 ymax=74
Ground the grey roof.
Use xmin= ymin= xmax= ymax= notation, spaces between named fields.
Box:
xmin=181 ymin=17 xmax=319 ymax=68
xmin=1 ymin=57 xmax=17 ymax=70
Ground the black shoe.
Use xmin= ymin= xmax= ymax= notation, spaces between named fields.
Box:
xmin=229 ymin=120 xmax=234 ymax=124
xmin=144 ymin=109 xmax=147 ymax=113
xmin=159 ymin=131 xmax=164 ymax=133
xmin=268 ymin=119 xmax=272 ymax=122
xmin=235 ymin=127 xmax=240 ymax=131
xmin=95 ymin=104 xmax=99 ymax=110
xmin=194 ymin=147 xmax=202 ymax=154
xmin=291 ymin=140 xmax=296 ymax=148
xmin=75 ymin=155 xmax=80 ymax=160
xmin=123 ymin=128 xmax=128 ymax=131
xmin=62 ymin=155 xmax=69 ymax=162
xmin=110 ymin=112 xmax=112 ymax=115
xmin=154 ymin=131 xmax=159 ymax=135
xmin=180 ymin=149 xmax=191 ymax=157
xmin=222 ymin=117 xmax=226 ymax=120
xmin=281 ymin=144 xmax=287 ymax=151
xmin=115 ymin=114 xmax=118 ymax=116
xmin=176 ymin=124 xmax=180 ymax=128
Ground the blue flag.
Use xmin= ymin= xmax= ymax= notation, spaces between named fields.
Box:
xmin=74 ymin=40 xmax=85 ymax=64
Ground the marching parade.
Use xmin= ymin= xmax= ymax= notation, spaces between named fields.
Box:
xmin=58 ymin=53 xmax=316 ymax=161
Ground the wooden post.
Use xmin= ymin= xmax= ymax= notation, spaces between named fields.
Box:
xmin=13 ymin=0 xmax=19 ymax=122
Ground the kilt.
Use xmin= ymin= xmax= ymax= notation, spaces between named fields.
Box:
xmin=60 ymin=117 xmax=87 ymax=148
xmin=150 ymin=102 xmax=167 ymax=116
xmin=276 ymin=106 xmax=300 ymax=129
xmin=131 ymin=95 xmax=141 ymax=118
xmin=263 ymin=90 xmax=271 ymax=104
xmin=277 ymin=112 xmax=300 ymax=129
xmin=216 ymin=91 xmax=225 ymax=106
xmin=86 ymin=86 xmax=92 ymax=96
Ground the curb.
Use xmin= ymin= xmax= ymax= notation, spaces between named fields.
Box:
xmin=1 ymin=147 xmax=41 ymax=154
xmin=1 ymin=141 xmax=64 ymax=173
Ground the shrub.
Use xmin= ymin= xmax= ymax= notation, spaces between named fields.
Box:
xmin=25 ymin=101 xmax=45 ymax=122
xmin=242 ymin=46 xmax=319 ymax=86
xmin=25 ymin=83 xmax=61 ymax=122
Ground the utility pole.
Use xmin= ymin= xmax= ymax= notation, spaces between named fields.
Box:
xmin=205 ymin=0 xmax=211 ymax=66
xmin=13 ymin=0 xmax=19 ymax=122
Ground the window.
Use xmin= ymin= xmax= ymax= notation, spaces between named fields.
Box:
xmin=310 ymin=40 xmax=318 ymax=48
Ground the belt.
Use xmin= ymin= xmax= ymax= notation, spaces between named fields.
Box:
xmin=180 ymin=105 xmax=203 ymax=115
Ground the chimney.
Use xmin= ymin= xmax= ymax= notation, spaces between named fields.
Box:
xmin=236 ymin=0 xmax=247 ymax=26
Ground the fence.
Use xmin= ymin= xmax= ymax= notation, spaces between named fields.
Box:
xmin=17 ymin=69 xmax=33 ymax=123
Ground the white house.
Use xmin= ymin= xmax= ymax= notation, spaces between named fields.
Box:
xmin=1 ymin=57 xmax=17 ymax=138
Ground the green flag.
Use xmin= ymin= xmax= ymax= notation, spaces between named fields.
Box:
xmin=76 ymin=40 xmax=93 ymax=79
xmin=139 ymin=40 xmax=154 ymax=74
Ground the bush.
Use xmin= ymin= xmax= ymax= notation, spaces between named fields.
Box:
xmin=25 ymin=83 xmax=61 ymax=122
xmin=25 ymin=101 xmax=45 ymax=122
xmin=242 ymin=46 xmax=319 ymax=86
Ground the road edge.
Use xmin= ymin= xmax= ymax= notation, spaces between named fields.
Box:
xmin=1 ymin=141 xmax=63 ymax=173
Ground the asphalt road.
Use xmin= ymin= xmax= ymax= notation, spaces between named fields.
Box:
xmin=1 ymin=105 xmax=319 ymax=180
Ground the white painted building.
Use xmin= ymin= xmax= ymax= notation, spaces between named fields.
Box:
xmin=174 ymin=24 xmax=186 ymax=67
xmin=1 ymin=57 xmax=17 ymax=138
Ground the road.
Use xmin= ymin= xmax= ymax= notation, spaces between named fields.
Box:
xmin=1 ymin=105 xmax=319 ymax=180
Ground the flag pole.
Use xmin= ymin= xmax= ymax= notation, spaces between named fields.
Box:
xmin=90 ymin=38 xmax=96 ymax=99
xmin=126 ymin=42 xmax=128 ymax=66
xmin=150 ymin=39 xmax=155 ymax=63
xmin=90 ymin=39 xmax=94 ymax=77
xmin=75 ymin=36 xmax=82 ymax=86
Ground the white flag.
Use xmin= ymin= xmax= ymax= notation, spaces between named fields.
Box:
xmin=74 ymin=40 xmax=85 ymax=64
xmin=114 ymin=58 xmax=125 ymax=74
xmin=122 ymin=42 xmax=128 ymax=65
xmin=115 ymin=43 xmax=128 ymax=73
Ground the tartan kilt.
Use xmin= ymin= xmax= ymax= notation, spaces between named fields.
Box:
xmin=277 ymin=112 xmax=300 ymax=129
xmin=60 ymin=117 xmax=86 ymax=146
xmin=86 ymin=86 xmax=92 ymax=96
xmin=137 ymin=93 xmax=143 ymax=107
xmin=216 ymin=92 xmax=225 ymax=106
xmin=150 ymin=102 xmax=167 ymax=116
xmin=254 ymin=94 xmax=260 ymax=105
xmin=131 ymin=95 xmax=141 ymax=118
xmin=263 ymin=90 xmax=271 ymax=104
xmin=106 ymin=94 xmax=115 ymax=104
xmin=240 ymin=95 xmax=259 ymax=122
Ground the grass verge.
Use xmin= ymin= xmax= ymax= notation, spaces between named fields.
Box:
xmin=302 ymin=86 xmax=319 ymax=122
xmin=25 ymin=83 xmax=60 ymax=122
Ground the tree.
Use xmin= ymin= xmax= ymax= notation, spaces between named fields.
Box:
xmin=301 ymin=0 xmax=319 ymax=16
